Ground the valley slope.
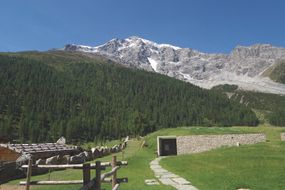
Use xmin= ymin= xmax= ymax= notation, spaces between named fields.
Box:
xmin=0 ymin=51 xmax=258 ymax=143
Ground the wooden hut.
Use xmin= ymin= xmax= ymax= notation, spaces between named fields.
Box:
xmin=0 ymin=143 xmax=79 ymax=162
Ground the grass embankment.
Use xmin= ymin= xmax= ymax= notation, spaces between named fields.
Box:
xmin=7 ymin=139 xmax=173 ymax=190
xmin=159 ymin=125 xmax=285 ymax=190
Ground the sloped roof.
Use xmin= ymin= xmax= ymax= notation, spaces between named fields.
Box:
xmin=0 ymin=143 xmax=77 ymax=155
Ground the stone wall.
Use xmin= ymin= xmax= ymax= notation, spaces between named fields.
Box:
xmin=281 ymin=133 xmax=285 ymax=141
xmin=177 ymin=133 xmax=266 ymax=155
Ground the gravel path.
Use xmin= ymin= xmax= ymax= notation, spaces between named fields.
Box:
xmin=0 ymin=185 xmax=25 ymax=190
xmin=150 ymin=157 xmax=198 ymax=190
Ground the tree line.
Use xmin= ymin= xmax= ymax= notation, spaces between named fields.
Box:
xmin=0 ymin=53 xmax=259 ymax=143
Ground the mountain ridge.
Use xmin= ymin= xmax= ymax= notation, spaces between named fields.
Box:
xmin=63 ymin=36 xmax=285 ymax=95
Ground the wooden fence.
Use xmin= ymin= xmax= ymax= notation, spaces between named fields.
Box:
xmin=20 ymin=156 xmax=128 ymax=190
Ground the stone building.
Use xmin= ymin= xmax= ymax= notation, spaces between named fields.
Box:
xmin=157 ymin=133 xmax=266 ymax=156
xmin=0 ymin=142 xmax=79 ymax=162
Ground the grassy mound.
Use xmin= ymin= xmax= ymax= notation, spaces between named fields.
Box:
xmin=160 ymin=126 xmax=285 ymax=190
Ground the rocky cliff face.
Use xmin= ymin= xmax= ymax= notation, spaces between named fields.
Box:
xmin=63 ymin=36 xmax=285 ymax=94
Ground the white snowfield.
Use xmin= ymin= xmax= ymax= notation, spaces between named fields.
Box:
xmin=63 ymin=36 xmax=285 ymax=95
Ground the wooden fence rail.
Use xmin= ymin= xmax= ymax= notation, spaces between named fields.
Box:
xmin=20 ymin=155 xmax=128 ymax=190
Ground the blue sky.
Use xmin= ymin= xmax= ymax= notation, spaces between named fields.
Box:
xmin=0 ymin=0 xmax=285 ymax=53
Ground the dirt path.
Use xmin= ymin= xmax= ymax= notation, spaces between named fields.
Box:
xmin=0 ymin=185 xmax=26 ymax=190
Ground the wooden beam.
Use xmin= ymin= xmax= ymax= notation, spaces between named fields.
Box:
xmin=20 ymin=180 xmax=83 ymax=185
xmin=82 ymin=163 xmax=90 ymax=185
xmin=100 ymin=166 xmax=120 ymax=181
xmin=117 ymin=178 xmax=128 ymax=183
xmin=95 ymin=161 xmax=101 ymax=190
xmin=21 ymin=161 xmax=127 ymax=169
xmin=102 ymin=177 xmax=128 ymax=184
xmin=112 ymin=156 xmax=117 ymax=189
xmin=25 ymin=158 xmax=32 ymax=190
xmin=112 ymin=183 xmax=120 ymax=190
xmin=22 ymin=164 xmax=106 ymax=170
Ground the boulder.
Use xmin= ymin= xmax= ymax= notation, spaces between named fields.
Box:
xmin=16 ymin=154 xmax=31 ymax=166
xmin=111 ymin=145 xmax=120 ymax=153
xmin=35 ymin=158 xmax=46 ymax=165
xmin=91 ymin=147 xmax=101 ymax=159
xmin=83 ymin=151 xmax=92 ymax=161
xmin=62 ymin=155 xmax=70 ymax=164
xmin=110 ymin=147 xmax=116 ymax=153
xmin=101 ymin=146 xmax=110 ymax=156
xmin=98 ymin=147 xmax=104 ymax=157
xmin=46 ymin=156 xmax=58 ymax=165
xmin=70 ymin=152 xmax=86 ymax=164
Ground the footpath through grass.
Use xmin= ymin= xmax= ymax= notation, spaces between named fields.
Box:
xmin=160 ymin=125 xmax=285 ymax=190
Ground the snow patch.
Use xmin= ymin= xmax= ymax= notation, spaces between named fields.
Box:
xmin=158 ymin=44 xmax=181 ymax=50
xmin=148 ymin=57 xmax=159 ymax=72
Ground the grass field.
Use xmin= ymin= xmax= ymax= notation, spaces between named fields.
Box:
xmin=6 ymin=139 xmax=174 ymax=190
xmin=160 ymin=125 xmax=285 ymax=190
xmin=3 ymin=125 xmax=285 ymax=190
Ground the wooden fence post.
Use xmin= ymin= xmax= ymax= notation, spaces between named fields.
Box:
xmin=95 ymin=161 xmax=101 ymax=190
xmin=121 ymin=150 xmax=125 ymax=161
xmin=83 ymin=163 xmax=90 ymax=186
xmin=112 ymin=156 xmax=117 ymax=188
xmin=25 ymin=157 xmax=32 ymax=190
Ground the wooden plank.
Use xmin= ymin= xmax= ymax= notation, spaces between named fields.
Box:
xmin=25 ymin=158 xmax=32 ymax=190
xmin=101 ymin=177 xmax=128 ymax=184
xmin=102 ymin=178 xmax=112 ymax=183
xmin=100 ymin=166 xmax=120 ymax=181
xmin=117 ymin=178 xmax=128 ymax=183
xmin=20 ymin=180 xmax=83 ymax=185
xmin=22 ymin=164 xmax=106 ymax=170
xmin=82 ymin=163 xmax=90 ymax=185
xmin=112 ymin=183 xmax=120 ymax=190
xmin=117 ymin=161 xmax=128 ymax=166
xmin=95 ymin=161 xmax=101 ymax=190
xmin=21 ymin=161 xmax=127 ymax=169
xmin=112 ymin=156 xmax=117 ymax=188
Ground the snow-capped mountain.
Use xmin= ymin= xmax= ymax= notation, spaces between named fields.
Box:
xmin=63 ymin=36 xmax=285 ymax=94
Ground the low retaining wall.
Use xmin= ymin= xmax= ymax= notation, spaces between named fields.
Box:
xmin=281 ymin=133 xmax=285 ymax=141
xmin=177 ymin=133 xmax=266 ymax=155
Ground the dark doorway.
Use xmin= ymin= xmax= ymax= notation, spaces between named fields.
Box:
xmin=159 ymin=138 xmax=177 ymax=156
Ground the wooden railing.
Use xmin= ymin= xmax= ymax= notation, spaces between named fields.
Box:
xmin=20 ymin=156 xmax=128 ymax=190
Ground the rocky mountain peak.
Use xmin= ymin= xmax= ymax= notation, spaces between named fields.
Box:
xmin=62 ymin=37 xmax=285 ymax=94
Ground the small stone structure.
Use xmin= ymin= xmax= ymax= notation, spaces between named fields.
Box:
xmin=281 ymin=133 xmax=285 ymax=141
xmin=177 ymin=134 xmax=266 ymax=155
xmin=157 ymin=136 xmax=177 ymax=156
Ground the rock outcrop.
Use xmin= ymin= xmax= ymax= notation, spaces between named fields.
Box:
xmin=64 ymin=37 xmax=285 ymax=94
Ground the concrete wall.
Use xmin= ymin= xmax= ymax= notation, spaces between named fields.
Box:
xmin=177 ymin=133 xmax=266 ymax=155
xmin=281 ymin=133 xmax=285 ymax=141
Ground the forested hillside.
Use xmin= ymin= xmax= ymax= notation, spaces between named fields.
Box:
xmin=229 ymin=91 xmax=285 ymax=126
xmin=0 ymin=52 xmax=258 ymax=143
xmin=212 ymin=84 xmax=285 ymax=126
